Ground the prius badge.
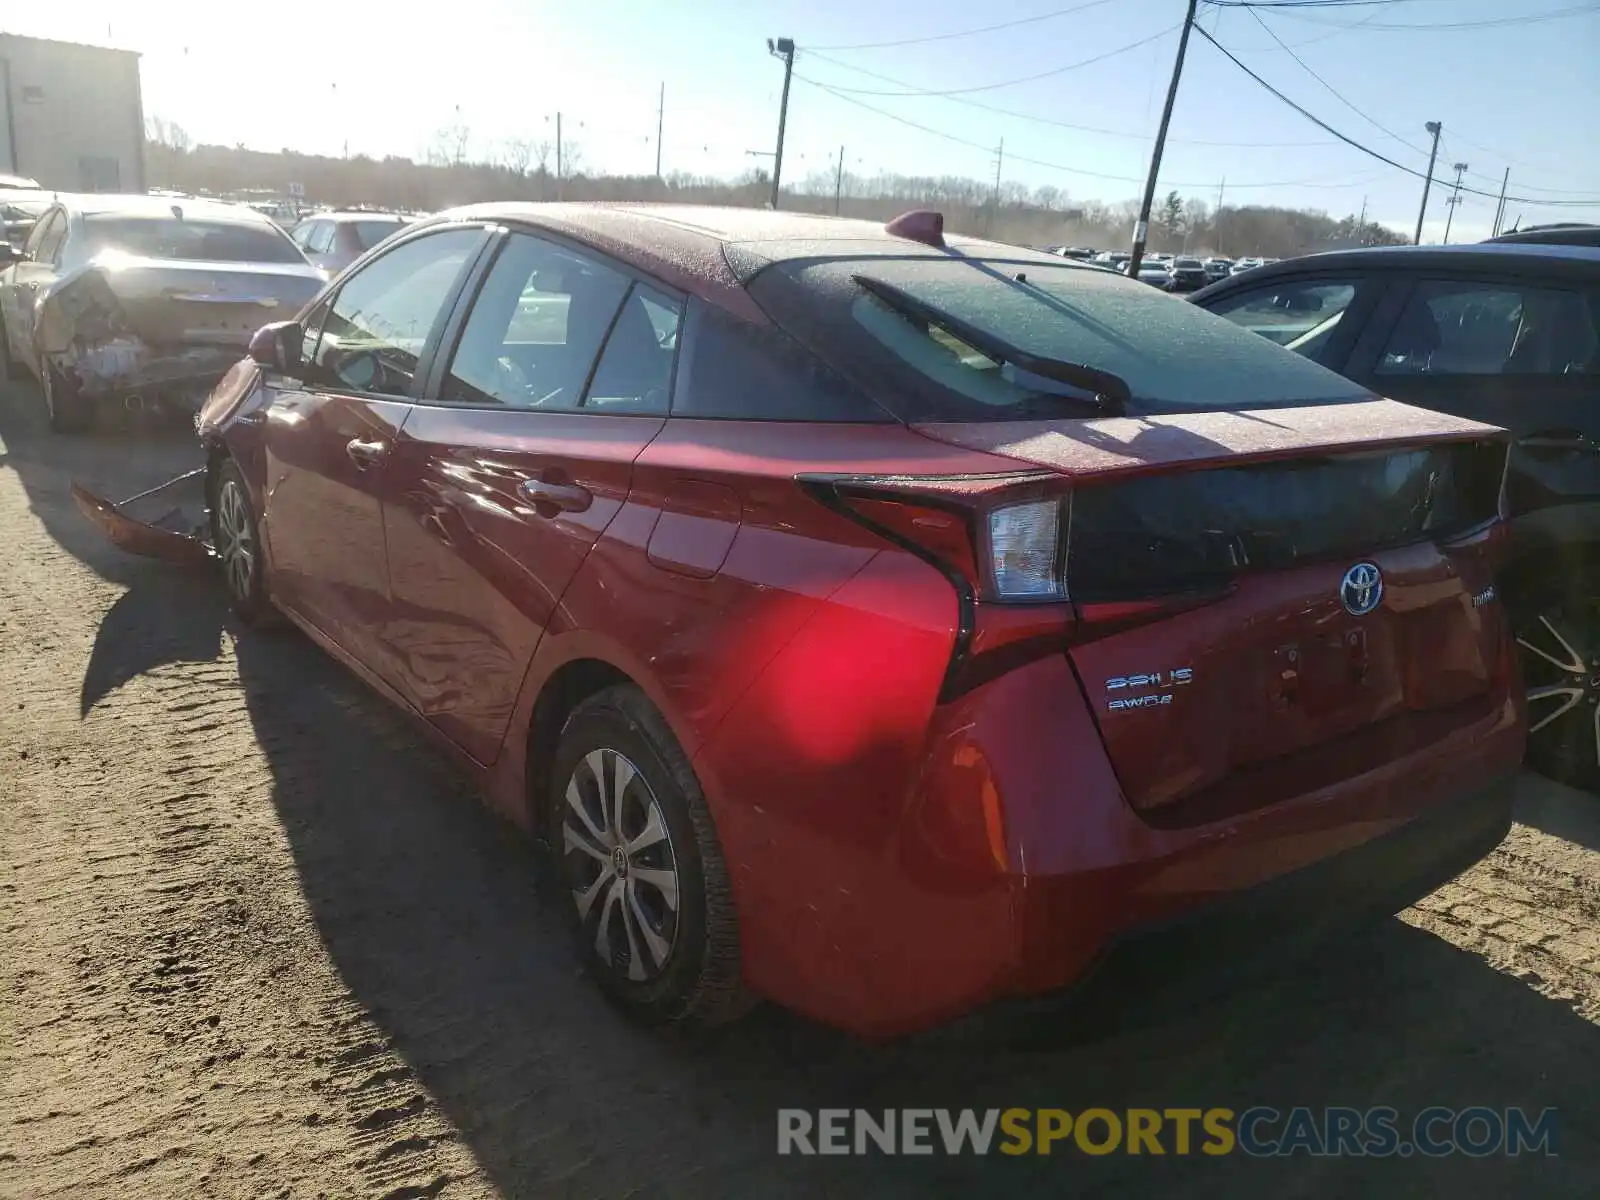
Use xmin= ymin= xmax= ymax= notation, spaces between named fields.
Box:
xmin=1340 ymin=562 xmax=1383 ymax=617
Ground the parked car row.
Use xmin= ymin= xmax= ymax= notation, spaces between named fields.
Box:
xmin=62 ymin=203 xmax=1531 ymax=1039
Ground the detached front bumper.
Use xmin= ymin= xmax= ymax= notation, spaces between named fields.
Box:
xmin=70 ymin=469 xmax=212 ymax=567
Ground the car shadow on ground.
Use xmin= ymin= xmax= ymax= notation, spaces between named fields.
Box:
xmin=10 ymin=377 xmax=1599 ymax=1198
xmin=1511 ymin=772 xmax=1600 ymax=852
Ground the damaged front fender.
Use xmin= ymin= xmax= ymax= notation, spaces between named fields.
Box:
xmin=71 ymin=468 xmax=214 ymax=567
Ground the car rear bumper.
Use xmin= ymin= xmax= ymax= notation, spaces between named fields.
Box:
xmin=710 ymin=637 xmax=1523 ymax=1037
xmin=985 ymin=765 xmax=1514 ymax=1032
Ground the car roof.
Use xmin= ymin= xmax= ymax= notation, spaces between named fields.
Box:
xmin=425 ymin=201 xmax=1091 ymax=320
xmin=1193 ymin=242 xmax=1600 ymax=297
xmin=57 ymin=193 xmax=283 ymax=228
xmin=308 ymin=211 xmax=407 ymax=223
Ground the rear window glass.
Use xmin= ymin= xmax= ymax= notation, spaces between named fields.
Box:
xmin=84 ymin=215 xmax=304 ymax=263
xmin=749 ymin=257 xmax=1366 ymax=420
xmin=351 ymin=219 xmax=405 ymax=250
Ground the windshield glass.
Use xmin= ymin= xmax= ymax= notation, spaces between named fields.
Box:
xmin=84 ymin=215 xmax=305 ymax=263
xmin=352 ymin=219 xmax=405 ymax=250
xmin=751 ymin=256 xmax=1367 ymax=419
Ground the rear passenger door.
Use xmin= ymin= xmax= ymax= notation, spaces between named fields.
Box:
xmin=1346 ymin=274 xmax=1600 ymax=516
xmin=382 ymin=227 xmax=679 ymax=764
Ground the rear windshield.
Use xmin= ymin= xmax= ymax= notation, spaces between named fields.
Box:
xmin=351 ymin=219 xmax=405 ymax=250
xmin=84 ymin=215 xmax=305 ymax=263
xmin=749 ymin=256 xmax=1366 ymax=420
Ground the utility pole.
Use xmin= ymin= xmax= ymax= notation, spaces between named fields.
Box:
xmin=1442 ymin=161 xmax=1468 ymax=244
xmin=556 ymin=112 xmax=563 ymax=200
xmin=1357 ymin=194 xmax=1368 ymax=243
xmin=1214 ymin=176 xmax=1225 ymax=254
xmin=1492 ymin=167 xmax=1510 ymax=236
xmin=1128 ymin=0 xmax=1200 ymax=279
xmin=1413 ymin=120 xmax=1442 ymax=244
xmin=834 ymin=144 xmax=845 ymax=215
xmin=987 ymin=139 xmax=1005 ymax=235
xmin=767 ymin=37 xmax=796 ymax=210
xmin=655 ymin=83 xmax=665 ymax=180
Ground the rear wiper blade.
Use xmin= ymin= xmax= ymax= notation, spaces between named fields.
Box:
xmin=852 ymin=273 xmax=1131 ymax=412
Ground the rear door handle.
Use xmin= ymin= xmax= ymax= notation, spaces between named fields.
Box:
xmin=519 ymin=476 xmax=592 ymax=514
xmin=345 ymin=437 xmax=387 ymax=468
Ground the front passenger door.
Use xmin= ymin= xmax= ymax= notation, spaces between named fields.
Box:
xmin=261 ymin=226 xmax=487 ymax=681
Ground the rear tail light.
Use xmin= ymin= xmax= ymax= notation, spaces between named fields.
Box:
xmin=988 ymin=500 xmax=1065 ymax=600
xmin=799 ymin=474 xmax=1223 ymax=698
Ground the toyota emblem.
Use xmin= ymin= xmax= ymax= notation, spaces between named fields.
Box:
xmin=1340 ymin=562 xmax=1384 ymax=617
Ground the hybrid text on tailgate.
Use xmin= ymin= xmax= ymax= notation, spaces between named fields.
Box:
xmin=72 ymin=205 xmax=1525 ymax=1037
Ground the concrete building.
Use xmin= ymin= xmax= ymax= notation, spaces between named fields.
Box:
xmin=0 ymin=33 xmax=144 ymax=192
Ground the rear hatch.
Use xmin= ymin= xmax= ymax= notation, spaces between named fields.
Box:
xmin=745 ymin=249 xmax=1514 ymax=822
xmin=917 ymin=405 xmax=1509 ymax=823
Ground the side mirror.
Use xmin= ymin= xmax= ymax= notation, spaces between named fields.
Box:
xmin=249 ymin=320 xmax=301 ymax=372
xmin=0 ymin=242 xmax=22 ymax=265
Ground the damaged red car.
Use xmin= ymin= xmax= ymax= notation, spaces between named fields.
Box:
xmin=0 ymin=194 xmax=324 ymax=432
xmin=74 ymin=204 xmax=1525 ymax=1037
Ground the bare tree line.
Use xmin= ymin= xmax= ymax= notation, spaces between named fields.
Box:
xmin=144 ymin=118 xmax=1406 ymax=258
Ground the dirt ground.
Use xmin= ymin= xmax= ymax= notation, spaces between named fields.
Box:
xmin=3 ymin=377 xmax=1600 ymax=1200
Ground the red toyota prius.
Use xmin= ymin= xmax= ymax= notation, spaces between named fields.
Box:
xmin=78 ymin=204 xmax=1525 ymax=1036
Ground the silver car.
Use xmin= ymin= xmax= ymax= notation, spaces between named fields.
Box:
xmin=291 ymin=211 xmax=409 ymax=275
xmin=0 ymin=194 xmax=324 ymax=432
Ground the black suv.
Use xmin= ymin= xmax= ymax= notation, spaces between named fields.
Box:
xmin=1192 ymin=243 xmax=1600 ymax=789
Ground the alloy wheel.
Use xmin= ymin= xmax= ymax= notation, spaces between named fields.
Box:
xmin=1518 ymin=605 xmax=1600 ymax=781
xmin=215 ymin=478 xmax=256 ymax=603
xmin=561 ymin=747 xmax=681 ymax=983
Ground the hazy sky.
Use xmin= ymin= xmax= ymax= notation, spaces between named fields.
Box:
xmin=11 ymin=0 xmax=1600 ymax=240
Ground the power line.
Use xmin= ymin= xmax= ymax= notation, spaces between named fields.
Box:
xmin=806 ymin=0 xmax=1122 ymax=53
xmin=792 ymin=74 xmax=1379 ymax=191
xmin=802 ymin=47 xmax=1339 ymax=147
xmin=1243 ymin=6 xmax=1425 ymax=154
xmin=1260 ymin=1 xmax=1600 ymax=32
xmin=799 ymin=25 xmax=1178 ymax=97
xmin=1244 ymin=5 xmax=1600 ymax=197
xmin=1192 ymin=22 xmax=1600 ymax=206
xmin=1203 ymin=0 xmax=1464 ymax=8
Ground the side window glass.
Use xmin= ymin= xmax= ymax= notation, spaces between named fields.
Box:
xmin=299 ymin=296 xmax=333 ymax=367
xmin=674 ymin=301 xmax=890 ymax=421
xmin=1376 ymin=280 xmax=1599 ymax=377
xmin=1205 ymin=279 xmax=1359 ymax=359
xmin=441 ymin=232 xmax=630 ymax=410
xmin=290 ymin=223 xmax=313 ymax=248
xmin=308 ymin=222 xmax=336 ymax=254
xmin=310 ymin=228 xmax=480 ymax=397
xmin=581 ymin=283 xmax=680 ymax=413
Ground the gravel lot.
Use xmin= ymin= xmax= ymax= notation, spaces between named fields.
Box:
xmin=3 ymin=377 xmax=1600 ymax=1199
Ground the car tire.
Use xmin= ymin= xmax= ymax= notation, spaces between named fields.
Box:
xmin=1514 ymin=585 xmax=1600 ymax=793
xmin=42 ymin=363 xmax=94 ymax=434
xmin=210 ymin=459 xmax=278 ymax=627
xmin=548 ymin=684 xmax=750 ymax=1026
